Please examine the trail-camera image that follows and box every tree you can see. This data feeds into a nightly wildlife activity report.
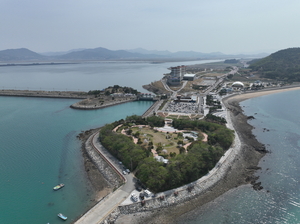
[179,147,185,154]
[177,140,184,145]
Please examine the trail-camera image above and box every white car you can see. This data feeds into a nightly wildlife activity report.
[144,190,152,197]
[122,170,127,175]
[131,193,138,202]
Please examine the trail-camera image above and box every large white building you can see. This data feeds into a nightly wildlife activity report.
[231,81,244,88]
[170,65,186,79]
[167,65,187,86]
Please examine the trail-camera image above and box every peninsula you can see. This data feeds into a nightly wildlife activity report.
[75,53,300,224]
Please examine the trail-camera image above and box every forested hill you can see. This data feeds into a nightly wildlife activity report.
[249,48,300,81]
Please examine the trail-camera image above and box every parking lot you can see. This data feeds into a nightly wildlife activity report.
[121,188,153,205]
[165,101,199,114]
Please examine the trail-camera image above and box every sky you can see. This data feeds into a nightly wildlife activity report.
[1,0,300,54]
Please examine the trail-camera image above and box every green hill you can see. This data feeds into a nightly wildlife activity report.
[249,48,300,81]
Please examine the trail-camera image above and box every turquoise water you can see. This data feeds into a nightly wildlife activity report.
[181,89,300,224]
[0,96,153,224]
[0,59,221,224]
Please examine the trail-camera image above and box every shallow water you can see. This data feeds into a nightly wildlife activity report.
[0,97,153,224]
[181,89,300,224]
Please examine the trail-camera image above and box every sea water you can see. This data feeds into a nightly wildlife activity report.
[0,59,220,93]
[181,89,300,224]
[0,60,222,224]
[0,96,153,224]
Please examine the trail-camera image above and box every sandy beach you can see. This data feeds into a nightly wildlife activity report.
[112,86,300,224]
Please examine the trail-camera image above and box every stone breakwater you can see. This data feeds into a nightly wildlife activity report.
[70,97,136,110]
[83,132,124,190]
[0,89,87,99]
[101,110,242,224]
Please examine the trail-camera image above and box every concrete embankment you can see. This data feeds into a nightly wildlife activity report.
[70,98,136,110]
[84,131,124,188]
[75,131,134,224]
[0,89,87,99]
[141,100,162,118]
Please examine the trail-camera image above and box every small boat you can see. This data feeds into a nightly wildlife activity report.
[53,183,65,191]
[58,213,67,220]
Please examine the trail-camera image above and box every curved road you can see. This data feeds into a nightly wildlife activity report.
[75,132,136,224]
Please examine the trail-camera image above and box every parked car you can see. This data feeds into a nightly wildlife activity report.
[144,190,152,197]
[136,186,142,192]
[122,170,127,175]
[131,193,138,202]
[139,192,145,200]
[126,169,130,173]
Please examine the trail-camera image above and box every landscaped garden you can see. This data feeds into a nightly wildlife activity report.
[99,114,234,192]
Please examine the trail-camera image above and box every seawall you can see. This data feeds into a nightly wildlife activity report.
[70,98,136,110]
[0,89,87,99]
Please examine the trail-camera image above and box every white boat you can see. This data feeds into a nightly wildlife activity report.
[53,183,65,191]
[57,213,67,220]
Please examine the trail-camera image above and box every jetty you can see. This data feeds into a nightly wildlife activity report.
[0,89,87,99]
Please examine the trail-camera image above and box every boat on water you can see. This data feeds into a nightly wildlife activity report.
[53,183,64,191]
[57,213,67,220]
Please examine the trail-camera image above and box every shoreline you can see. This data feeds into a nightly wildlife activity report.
[110,86,300,224]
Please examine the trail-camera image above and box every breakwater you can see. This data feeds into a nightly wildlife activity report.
[0,89,87,99]
[70,98,136,110]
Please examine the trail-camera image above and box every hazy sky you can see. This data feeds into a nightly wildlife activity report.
[1,0,300,54]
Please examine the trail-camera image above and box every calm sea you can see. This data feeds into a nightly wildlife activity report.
[0,97,153,224]
[181,89,300,224]
[0,60,219,224]
[0,60,220,92]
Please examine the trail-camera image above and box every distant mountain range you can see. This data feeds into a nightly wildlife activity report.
[0,47,269,62]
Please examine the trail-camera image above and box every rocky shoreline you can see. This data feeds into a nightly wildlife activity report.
[107,93,267,224]
[78,86,300,224]
[77,129,122,205]
[71,97,136,110]
[76,94,266,224]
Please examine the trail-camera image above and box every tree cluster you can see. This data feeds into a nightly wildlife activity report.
[172,118,234,150]
[136,138,228,192]
[99,116,234,193]
[205,113,227,125]
[249,48,300,81]
[125,114,165,127]
[99,123,149,171]
[87,85,139,96]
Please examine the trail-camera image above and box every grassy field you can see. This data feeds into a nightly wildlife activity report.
[130,126,186,155]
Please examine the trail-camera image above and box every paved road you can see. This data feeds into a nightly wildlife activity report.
[75,132,136,224]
